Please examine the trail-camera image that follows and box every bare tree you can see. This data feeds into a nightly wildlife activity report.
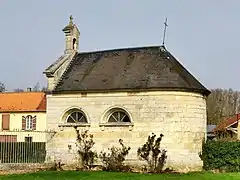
[13,88,24,92]
[207,88,240,125]
[32,82,41,92]
[41,86,48,92]
[0,82,6,92]
[31,83,47,92]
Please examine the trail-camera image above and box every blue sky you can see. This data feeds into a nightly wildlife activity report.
[0,1,239,91]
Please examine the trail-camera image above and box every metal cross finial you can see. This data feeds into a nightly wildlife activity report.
[69,15,73,25]
[162,17,168,46]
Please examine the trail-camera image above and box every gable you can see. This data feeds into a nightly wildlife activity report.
[53,46,210,95]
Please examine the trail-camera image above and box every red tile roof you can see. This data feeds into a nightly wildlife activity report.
[214,113,240,132]
[0,92,46,112]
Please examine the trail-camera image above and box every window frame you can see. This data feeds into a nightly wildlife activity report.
[59,108,90,128]
[99,107,134,128]
[108,110,131,123]
[25,115,33,130]
[66,111,88,124]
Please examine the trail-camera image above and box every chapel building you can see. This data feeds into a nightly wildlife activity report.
[43,16,210,172]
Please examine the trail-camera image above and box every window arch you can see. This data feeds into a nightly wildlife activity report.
[107,108,131,123]
[66,109,87,124]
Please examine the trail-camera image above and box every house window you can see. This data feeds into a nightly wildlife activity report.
[67,111,87,123]
[26,116,33,130]
[25,137,32,143]
[108,109,131,123]
[2,114,10,130]
[22,115,36,130]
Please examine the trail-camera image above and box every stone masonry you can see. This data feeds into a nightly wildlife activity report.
[46,91,207,172]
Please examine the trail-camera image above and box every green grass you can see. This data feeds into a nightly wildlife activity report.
[0,171,240,180]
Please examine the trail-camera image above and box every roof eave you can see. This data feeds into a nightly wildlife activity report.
[0,110,46,113]
[51,87,210,96]
[43,71,54,77]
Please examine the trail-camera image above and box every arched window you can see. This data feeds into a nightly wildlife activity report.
[108,109,131,123]
[66,110,87,123]
[73,38,76,50]
[23,115,36,130]
[26,115,33,130]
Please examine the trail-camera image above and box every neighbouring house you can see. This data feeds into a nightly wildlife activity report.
[214,114,240,140]
[207,125,216,140]
[43,16,211,172]
[0,92,47,142]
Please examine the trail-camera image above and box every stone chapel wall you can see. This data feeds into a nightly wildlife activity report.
[46,91,207,172]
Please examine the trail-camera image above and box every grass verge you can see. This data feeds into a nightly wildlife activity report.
[0,171,240,180]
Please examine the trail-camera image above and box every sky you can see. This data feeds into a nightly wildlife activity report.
[0,0,239,91]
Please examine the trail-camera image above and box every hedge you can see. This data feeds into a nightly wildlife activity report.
[200,140,240,172]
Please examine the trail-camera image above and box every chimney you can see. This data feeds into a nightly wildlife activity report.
[27,87,32,92]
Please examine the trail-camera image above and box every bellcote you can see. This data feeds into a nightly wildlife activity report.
[62,15,80,54]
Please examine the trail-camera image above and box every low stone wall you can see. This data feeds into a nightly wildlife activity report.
[0,163,52,171]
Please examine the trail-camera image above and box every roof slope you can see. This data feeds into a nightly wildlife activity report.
[0,92,46,112]
[214,114,240,132]
[54,46,210,95]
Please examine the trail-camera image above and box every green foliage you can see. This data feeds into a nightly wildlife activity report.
[137,133,167,173]
[99,139,131,172]
[74,127,98,169]
[200,140,240,172]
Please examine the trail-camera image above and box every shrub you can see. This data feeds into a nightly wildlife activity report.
[74,127,98,169]
[99,139,131,172]
[49,160,63,171]
[199,140,240,172]
[137,133,167,173]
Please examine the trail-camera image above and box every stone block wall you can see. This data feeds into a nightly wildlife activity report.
[46,91,207,172]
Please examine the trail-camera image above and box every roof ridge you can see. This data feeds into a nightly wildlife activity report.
[78,45,161,55]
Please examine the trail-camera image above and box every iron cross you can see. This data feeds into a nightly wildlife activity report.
[162,17,168,46]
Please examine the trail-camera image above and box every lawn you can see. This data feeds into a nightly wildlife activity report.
[0,171,240,180]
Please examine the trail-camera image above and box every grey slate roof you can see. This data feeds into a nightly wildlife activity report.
[53,45,210,95]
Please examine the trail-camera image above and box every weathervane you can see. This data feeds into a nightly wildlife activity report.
[162,17,168,46]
